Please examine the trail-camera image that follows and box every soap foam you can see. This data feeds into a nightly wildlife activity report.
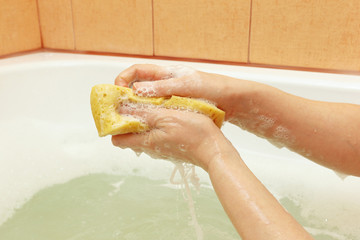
[134,86,157,97]
[271,125,295,148]
[273,125,290,141]
[0,117,199,226]
[108,180,125,196]
[257,115,275,131]
[117,94,221,131]
[2,117,360,239]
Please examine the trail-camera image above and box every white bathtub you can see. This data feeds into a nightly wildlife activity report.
[0,52,360,239]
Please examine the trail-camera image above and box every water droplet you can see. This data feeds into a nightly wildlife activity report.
[179,144,187,152]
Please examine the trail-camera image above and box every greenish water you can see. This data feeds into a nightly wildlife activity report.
[0,173,352,240]
[0,174,239,240]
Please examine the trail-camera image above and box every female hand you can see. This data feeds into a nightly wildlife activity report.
[114,64,248,120]
[111,105,232,171]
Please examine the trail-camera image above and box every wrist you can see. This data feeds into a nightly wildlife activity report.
[197,133,242,172]
[215,77,259,121]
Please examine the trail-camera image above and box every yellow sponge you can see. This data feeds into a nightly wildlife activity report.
[90,84,225,137]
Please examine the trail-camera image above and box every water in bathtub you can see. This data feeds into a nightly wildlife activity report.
[0,164,358,239]
[0,173,240,240]
[0,117,359,240]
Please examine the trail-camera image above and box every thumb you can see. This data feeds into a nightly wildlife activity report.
[133,78,189,98]
[111,133,148,149]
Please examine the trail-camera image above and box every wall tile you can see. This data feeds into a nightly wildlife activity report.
[37,0,74,50]
[0,0,41,56]
[153,0,251,62]
[250,0,360,71]
[71,0,153,55]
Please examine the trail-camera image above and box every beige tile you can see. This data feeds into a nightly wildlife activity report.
[0,0,41,56]
[37,0,74,50]
[153,0,251,62]
[250,0,360,71]
[71,0,153,55]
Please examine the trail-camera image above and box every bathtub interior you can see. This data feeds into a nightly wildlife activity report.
[0,53,360,239]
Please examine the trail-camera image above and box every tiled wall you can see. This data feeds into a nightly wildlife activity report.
[250,0,360,71]
[1,0,360,72]
[0,0,41,55]
[37,0,74,50]
[153,0,251,62]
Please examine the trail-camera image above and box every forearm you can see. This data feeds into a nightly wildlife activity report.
[206,140,313,240]
[115,65,360,175]
[228,80,360,176]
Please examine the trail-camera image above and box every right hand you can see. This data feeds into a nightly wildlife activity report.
[114,64,244,119]
[111,105,233,171]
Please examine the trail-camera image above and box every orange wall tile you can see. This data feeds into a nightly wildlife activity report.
[37,0,74,50]
[71,0,153,55]
[250,0,360,71]
[0,0,41,56]
[1,0,359,73]
[153,0,251,62]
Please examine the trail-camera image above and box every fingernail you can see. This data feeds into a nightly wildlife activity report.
[133,82,140,90]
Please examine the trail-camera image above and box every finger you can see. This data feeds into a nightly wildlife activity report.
[118,103,164,128]
[133,78,195,98]
[115,64,171,87]
[111,133,148,149]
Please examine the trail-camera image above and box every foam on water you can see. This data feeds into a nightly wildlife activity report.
[0,117,359,240]
[0,174,238,240]
[108,180,124,196]
[251,158,360,240]
[0,117,209,226]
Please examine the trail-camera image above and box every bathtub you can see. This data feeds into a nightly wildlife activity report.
[0,52,359,240]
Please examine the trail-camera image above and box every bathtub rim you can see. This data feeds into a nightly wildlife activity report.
[1,52,360,91]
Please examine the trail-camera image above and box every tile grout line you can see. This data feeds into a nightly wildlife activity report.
[70,0,77,50]
[35,0,44,48]
[247,0,253,64]
[151,0,155,56]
